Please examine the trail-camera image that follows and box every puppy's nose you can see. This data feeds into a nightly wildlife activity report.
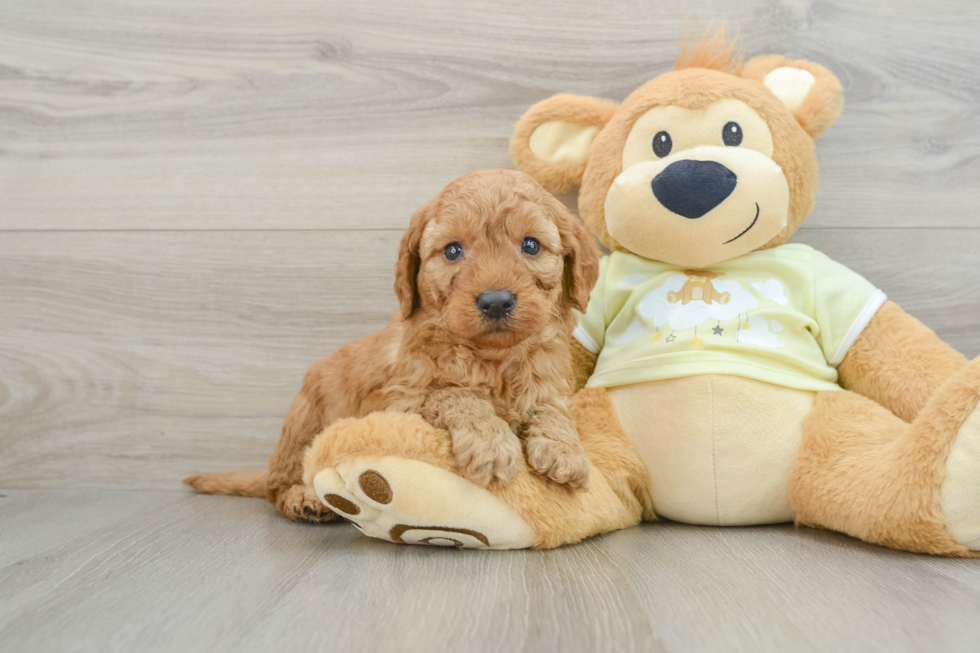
[651,159,737,219]
[477,289,516,320]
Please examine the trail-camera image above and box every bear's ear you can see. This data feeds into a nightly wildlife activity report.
[742,55,844,139]
[510,94,619,194]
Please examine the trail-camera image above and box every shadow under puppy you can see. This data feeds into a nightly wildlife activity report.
[185,169,600,522]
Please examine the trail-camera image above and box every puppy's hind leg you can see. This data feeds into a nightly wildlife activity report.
[267,363,343,524]
[272,483,338,524]
[183,466,335,523]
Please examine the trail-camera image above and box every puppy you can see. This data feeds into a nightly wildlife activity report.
[185,169,600,522]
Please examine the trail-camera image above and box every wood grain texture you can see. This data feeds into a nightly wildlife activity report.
[2,1,980,650]
[2,490,980,653]
[1,230,978,489]
[0,0,978,230]
[0,231,401,488]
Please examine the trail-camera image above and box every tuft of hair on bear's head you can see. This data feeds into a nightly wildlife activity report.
[674,24,744,75]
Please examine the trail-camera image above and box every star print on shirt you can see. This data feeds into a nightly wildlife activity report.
[651,333,662,342]
[712,325,724,336]
[665,334,676,343]
[691,337,704,350]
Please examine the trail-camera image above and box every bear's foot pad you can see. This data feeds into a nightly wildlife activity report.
[312,456,534,550]
[942,408,980,550]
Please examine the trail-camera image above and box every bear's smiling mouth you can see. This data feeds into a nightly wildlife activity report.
[723,203,760,245]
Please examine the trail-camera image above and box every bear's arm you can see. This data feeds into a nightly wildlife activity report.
[837,300,968,422]
[571,339,599,392]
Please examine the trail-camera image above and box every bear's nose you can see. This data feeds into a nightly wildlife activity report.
[651,159,737,219]
[477,289,516,320]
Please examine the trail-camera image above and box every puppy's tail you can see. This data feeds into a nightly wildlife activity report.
[183,470,268,498]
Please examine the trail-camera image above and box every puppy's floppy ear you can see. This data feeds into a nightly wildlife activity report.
[510,94,619,194]
[542,195,600,313]
[394,198,436,319]
[742,55,843,139]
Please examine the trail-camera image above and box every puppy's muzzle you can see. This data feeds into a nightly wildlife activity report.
[477,289,516,320]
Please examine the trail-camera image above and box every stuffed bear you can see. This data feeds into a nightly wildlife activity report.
[303,32,980,555]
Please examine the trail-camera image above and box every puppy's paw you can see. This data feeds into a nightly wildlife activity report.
[524,435,591,489]
[274,483,339,524]
[450,419,522,488]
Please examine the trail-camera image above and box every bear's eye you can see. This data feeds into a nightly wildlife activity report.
[652,131,672,158]
[444,242,464,261]
[521,237,541,256]
[723,121,743,146]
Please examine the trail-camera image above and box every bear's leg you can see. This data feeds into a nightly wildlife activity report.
[512,387,655,548]
[302,388,651,549]
[792,357,980,556]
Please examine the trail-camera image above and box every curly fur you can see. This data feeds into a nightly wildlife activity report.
[185,169,600,521]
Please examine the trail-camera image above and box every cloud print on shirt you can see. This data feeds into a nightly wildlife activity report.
[752,279,789,305]
[637,275,758,331]
[738,316,786,349]
[616,319,645,344]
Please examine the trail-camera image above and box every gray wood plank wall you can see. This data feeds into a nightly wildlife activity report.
[2,0,979,489]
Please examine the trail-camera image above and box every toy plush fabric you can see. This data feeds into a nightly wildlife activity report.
[304,32,980,554]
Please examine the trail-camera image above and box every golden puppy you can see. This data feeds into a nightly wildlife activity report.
[185,169,600,522]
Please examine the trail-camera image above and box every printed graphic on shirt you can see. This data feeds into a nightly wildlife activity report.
[666,270,731,306]
[617,319,645,345]
[751,279,788,305]
[634,270,785,350]
[737,315,786,349]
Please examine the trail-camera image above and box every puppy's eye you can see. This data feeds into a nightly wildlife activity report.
[444,242,463,261]
[521,237,541,256]
[652,131,672,158]
[723,121,743,146]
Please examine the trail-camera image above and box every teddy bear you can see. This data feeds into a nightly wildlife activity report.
[302,32,980,555]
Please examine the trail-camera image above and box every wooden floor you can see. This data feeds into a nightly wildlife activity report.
[2,0,980,651]
[4,490,980,653]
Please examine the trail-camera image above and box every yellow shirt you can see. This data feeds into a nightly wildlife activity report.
[575,244,886,392]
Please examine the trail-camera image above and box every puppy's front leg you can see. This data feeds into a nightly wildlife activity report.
[523,402,590,489]
[421,390,522,487]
